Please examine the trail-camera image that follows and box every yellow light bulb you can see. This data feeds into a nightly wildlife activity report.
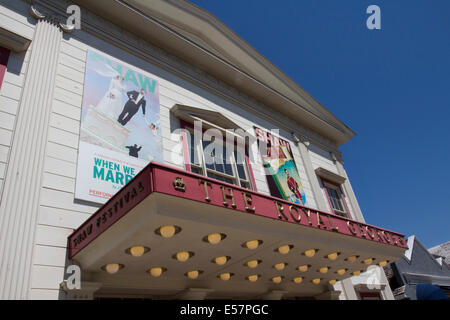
[246,240,259,250]
[272,276,282,284]
[278,245,290,255]
[379,261,388,267]
[215,256,227,265]
[319,267,329,274]
[247,260,259,268]
[248,275,258,282]
[329,279,337,285]
[346,256,357,262]
[274,263,285,271]
[220,273,231,281]
[187,270,199,279]
[363,258,373,265]
[298,265,308,272]
[208,233,222,245]
[130,246,145,257]
[327,252,338,261]
[150,267,163,277]
[160,225,175,238]
[304,249,316,258]
[312,278,321,285]
[337,268,346,275]
[105,263,120,274]
[353,270,361,276]
[176,251,190,262]
[293,277,303,284]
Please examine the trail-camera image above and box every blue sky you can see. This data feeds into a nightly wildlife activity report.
[190,0,450,248]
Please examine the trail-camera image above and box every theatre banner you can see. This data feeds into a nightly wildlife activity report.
[75,49,163,204]
[254,127,307,205]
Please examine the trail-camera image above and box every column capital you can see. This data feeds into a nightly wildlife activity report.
[29,3,75,33]
[292,132,310,147]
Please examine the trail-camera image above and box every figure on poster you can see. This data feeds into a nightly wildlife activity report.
[117,89,147,126]
[284,168,304,205]
[126,144,142,158]
[95,75,126,119]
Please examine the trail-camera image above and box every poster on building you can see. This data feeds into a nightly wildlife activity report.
[75,49,163,204]
[254,127,307,205]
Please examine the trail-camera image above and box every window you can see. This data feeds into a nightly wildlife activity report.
[182,125,254,190]
[322,180,350,218]
[0,46,11,90]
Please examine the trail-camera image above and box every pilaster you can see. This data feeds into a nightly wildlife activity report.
[292,133,329,212]
[0,4,69,299]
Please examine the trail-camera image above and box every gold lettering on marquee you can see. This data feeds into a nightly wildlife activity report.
[289,205,302,222]
[365,226,377,240]
[327,216,339,232]
[242,192,255,212]
[381,231,393,244]
[347,221,358,236]
[199,179,212,202]
[274,201,288,220]
[317,213,329,230]
[305,209,313,226]
[220,186,236,208]
[358,224,371,240]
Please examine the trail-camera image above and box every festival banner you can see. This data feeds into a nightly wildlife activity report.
[254,127,307,205]
[75,49,163,204]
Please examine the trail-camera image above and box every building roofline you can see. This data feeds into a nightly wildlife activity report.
[73,0,356,145]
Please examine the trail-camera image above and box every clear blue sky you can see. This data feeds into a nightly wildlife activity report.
[189,0,450,248]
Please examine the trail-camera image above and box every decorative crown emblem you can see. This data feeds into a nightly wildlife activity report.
[173,177,186,192]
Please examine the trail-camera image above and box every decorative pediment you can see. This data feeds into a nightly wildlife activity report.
[171,104,243,131]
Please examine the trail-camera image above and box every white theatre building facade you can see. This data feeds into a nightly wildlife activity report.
[0,0,407,300]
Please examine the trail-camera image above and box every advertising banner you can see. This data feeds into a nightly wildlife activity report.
[75,49,163,204]
[254,127,307,205]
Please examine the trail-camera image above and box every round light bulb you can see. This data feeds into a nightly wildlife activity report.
[248,275,259,282]
[327,252,338,261]
[130,246,145,257]
[319,267,329,274]
[353,270,361,276]
[363,258,373,265]
[298,265,309,272]
[150,267,163,277]
[379,261,388,267]
[274,263,285,271]
[215,256,227,265]
[278,245,290,255]
[293,277,303,284]
[246,240,259,250]
[346,256,357,262]
[337,268,346,275]
[187,270,199,279]
[208,233,222,245]
[176,251,190,262]
[272,276,282,284]
[160,225,175,238]
[220,273,231,281]
[304,249,316,258]
[105,263,120,274]
[329,279,337,285]
[247,260,259,268]
[312,278,321,285]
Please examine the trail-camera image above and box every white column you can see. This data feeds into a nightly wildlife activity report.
[292,133,329,211]
[0,8,63,299]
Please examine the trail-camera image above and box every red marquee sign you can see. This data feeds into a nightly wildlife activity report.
[68,162,408,258]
